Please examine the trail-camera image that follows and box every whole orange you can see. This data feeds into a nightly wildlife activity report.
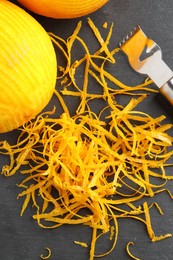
[17,0,109,19]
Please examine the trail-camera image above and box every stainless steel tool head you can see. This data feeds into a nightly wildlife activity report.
[119,26,173,105]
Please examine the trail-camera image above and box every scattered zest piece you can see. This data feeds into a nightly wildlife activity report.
[40,247,52,259]
[143,202,172,242]
[126,242,140,260]
[103,21,108,29]
[74,241,88,248]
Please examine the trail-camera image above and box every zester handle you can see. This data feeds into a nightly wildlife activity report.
[160,77,173,105]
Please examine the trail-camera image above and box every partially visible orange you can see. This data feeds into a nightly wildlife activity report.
[0,1,57,133]
[17,0,109,19]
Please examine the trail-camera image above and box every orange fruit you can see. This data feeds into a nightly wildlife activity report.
[17,0,109,19]
[0,0,57,133]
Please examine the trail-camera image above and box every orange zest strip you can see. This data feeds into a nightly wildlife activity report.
[74,241,88,248]
[40,247,51,259]
[126,242,140,260]
[143,202,172,242]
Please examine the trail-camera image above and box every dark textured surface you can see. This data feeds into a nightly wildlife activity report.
[0,1,173,259]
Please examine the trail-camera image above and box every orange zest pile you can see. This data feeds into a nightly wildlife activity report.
[1,19,173,259]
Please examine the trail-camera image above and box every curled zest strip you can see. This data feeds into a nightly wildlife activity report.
[126,242,140,260]
[40,247,51,259]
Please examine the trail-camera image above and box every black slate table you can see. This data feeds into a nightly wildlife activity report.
[0,1,173,259]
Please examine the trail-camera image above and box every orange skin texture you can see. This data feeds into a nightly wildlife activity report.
[0,1,57,133]
[17,0,109,19]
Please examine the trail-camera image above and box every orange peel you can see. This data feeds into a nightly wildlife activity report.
[17,0,109,19]
[0,0,57,133]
